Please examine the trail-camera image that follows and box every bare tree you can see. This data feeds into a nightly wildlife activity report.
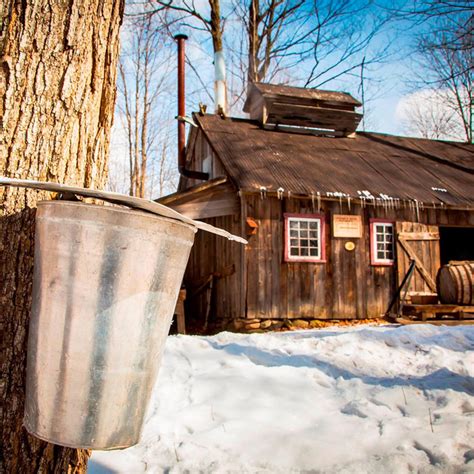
[220,0,391,114]
[400,90,462,139]
[116,14,175,197]
[149,130,179,197]
[234,0,388,88]
[130,0,389,116]
[390,0,473,142]
[388,0,473,53]
[143,0,228,111]
[151,0,224,53]
[415,25,473,142]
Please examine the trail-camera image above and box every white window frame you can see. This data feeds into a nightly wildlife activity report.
[370,219,395,266]
[284,213,325,263]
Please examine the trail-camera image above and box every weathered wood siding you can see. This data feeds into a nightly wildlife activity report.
[242,195,379,319]
[161,181,239,219]
[184,213,244,331]
[239,194,474,321]
[179,127,474,327]
[179,127,227,191]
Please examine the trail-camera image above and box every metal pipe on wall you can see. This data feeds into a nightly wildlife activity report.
[174,34,208,181]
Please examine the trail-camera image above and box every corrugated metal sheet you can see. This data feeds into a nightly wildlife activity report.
[195,114,474,208]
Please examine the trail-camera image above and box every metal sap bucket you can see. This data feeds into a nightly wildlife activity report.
[24,201,196,450]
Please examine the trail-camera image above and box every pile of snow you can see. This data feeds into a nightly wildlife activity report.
[90,324,474,473]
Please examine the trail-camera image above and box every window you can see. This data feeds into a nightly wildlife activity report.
[370,220,394,265]
[284,214,325,262]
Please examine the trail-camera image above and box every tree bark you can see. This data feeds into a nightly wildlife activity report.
[0,1,123,472]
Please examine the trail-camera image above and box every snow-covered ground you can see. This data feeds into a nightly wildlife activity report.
[90,324,474,473]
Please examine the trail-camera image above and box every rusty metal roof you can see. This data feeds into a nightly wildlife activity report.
[194,114,474,208]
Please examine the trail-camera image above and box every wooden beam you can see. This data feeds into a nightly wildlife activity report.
[176,289,186,334]
[403,304,474,313]
[398,232,440,240]
[157,177,228,205]
[266,101,363,132]
[170,197,239,219]
[390,317,474,326]
[397,237,437,292]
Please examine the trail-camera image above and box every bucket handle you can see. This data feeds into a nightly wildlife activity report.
[0,177,247,244]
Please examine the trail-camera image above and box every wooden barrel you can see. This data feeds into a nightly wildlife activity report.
[437,261,474,305]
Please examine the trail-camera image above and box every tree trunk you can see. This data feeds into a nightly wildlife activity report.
[0,1,124,472]
[248,0,259,86]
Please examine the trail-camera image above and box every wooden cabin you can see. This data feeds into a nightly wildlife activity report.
[159,83,474,333]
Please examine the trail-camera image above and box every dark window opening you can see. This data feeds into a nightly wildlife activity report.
[439,226,474,265]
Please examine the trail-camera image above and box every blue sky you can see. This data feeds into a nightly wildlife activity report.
[172,0,429,136]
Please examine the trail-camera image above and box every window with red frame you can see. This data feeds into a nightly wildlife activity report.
[284,214,325,262]
[370,220,394,265]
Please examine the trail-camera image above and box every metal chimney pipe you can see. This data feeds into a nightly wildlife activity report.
[174,34,208,181]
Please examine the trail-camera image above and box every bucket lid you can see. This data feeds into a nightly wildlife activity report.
[0,177,247,244]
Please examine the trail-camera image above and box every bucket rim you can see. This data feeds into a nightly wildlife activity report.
[0,177,247,244]
[36,200,197,232]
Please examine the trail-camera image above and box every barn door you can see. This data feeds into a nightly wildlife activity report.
[396,222,440,300]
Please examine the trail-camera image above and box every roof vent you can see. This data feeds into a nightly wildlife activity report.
[243,82,362,137]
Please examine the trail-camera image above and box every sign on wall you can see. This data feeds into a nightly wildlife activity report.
[332,215,362,238]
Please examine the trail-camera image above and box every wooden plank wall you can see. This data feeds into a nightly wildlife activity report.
[242,194,474,320]
[184,213,244,331]
[180,128,227,190]
[243,195,369,319]
[164,182,239,220]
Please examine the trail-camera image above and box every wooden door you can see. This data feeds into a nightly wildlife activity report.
[396,222,440,298]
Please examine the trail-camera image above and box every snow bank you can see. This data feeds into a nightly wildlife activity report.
[90,324,474,473]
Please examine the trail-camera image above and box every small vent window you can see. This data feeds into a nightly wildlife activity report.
[284,214,325,262]
[370,220,394,265]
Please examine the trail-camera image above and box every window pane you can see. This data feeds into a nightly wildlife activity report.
[373,222,394,263]
[287,217,322,260]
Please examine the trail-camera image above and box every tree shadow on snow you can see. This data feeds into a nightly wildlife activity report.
[87,459,118,474]
[207,341,474,396]
[354,325,474,353]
